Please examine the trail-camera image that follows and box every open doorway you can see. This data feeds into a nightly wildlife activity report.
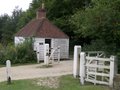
[45,39,51,48]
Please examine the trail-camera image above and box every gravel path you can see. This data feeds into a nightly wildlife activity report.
[0,60,73,82]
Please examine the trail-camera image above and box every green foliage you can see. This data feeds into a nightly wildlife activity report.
[83,39,106,51]
[117,52,120,73]
[83,39,116,55]
[71,0,120,52]
[0,7,23,45]
[71,0,120,72]
[0,40,36,64]
[15,40,36,64]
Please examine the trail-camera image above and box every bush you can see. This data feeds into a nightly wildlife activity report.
[0,40,37,64]
[15,40,37,63]
[0,43,6,64]
[83,39,116,56]
[117,52,120,73]
[83,39,120,73]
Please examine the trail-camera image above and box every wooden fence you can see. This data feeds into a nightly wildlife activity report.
[73,45,118,87]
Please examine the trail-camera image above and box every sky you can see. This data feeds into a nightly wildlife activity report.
[0,0,32,15]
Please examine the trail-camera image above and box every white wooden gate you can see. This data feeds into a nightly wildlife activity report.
[73,46,117,87]
[80,52,117,87]
[44,44,60,65]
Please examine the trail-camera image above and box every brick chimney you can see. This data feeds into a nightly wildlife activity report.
[36,3,46,19]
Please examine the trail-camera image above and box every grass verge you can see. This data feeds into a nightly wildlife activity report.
[0,75,110,90]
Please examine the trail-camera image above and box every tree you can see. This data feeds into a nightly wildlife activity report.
[0,14,10,44]
[0,7,23,45]
[71,0,120,53]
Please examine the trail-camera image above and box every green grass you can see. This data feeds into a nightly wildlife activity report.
[0,75,110,90]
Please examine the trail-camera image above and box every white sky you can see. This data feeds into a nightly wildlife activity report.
[0,0,32,15]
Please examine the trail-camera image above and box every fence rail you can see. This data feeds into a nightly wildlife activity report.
[73,46,117,87]
[86,57,110,61]
[85,64,110,69]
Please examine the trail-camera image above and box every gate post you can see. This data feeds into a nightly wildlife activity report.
[109,56,116,87]
[73,45,81,78]
[36,44,40,63]
[6,60,11,84]
[80,52,86,85]
[44,44,49,65]
[58,46,60,63]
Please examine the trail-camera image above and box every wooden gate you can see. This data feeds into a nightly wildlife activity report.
[79,52,117,87]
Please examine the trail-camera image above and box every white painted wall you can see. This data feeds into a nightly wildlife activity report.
[52,39,69,59]
[14,37,69,61]
[33,38,45,50]
[14,36,25,45]
[33,38,45,61]
[34,38,69,60]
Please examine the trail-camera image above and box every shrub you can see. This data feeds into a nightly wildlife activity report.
[83,39,116,56]
[0,43,6,64]
[117,52,120,73]
[83,39,120,73]
[15,40,37,64]
[0,40,37,64]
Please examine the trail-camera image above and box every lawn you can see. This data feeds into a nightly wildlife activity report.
[0,75,110,90]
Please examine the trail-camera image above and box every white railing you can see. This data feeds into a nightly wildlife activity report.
[86,51,105,57]
[86,51,106,72]
[49,46,60,64]
[73,46,117,87]
[36,44,60,65]
[80,53,117,87]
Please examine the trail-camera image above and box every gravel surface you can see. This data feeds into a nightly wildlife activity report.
[34,77,60,88]
[0,60,73,82]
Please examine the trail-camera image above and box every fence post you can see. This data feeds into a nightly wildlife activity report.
[109,55,116,87]
[58,46,60,63]
[44,44,49,65]
[50,48,54,64]
[80,52,86,85]
[73,45,81,78]
[36,44,40,63]
[6,60,11,84]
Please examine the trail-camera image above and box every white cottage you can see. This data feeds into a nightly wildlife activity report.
[14,4,69,62]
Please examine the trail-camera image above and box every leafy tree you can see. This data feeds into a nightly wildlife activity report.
[0,7,23,45]
[0,14,10,44]
[71,0,120,53]
[71,0,120,73]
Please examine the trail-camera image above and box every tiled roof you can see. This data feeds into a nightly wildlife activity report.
[15,18,69,39]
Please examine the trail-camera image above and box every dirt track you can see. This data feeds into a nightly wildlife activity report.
[0,60,73,82]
